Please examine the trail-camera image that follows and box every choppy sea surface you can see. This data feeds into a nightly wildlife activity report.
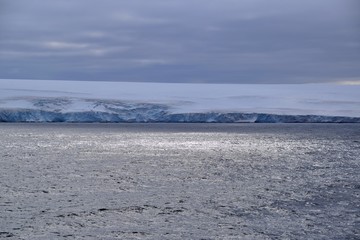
[0,123,359,240]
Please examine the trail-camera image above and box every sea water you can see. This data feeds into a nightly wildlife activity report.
[0,123,359,239]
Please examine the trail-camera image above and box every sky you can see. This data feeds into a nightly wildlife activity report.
[0,0,359,84]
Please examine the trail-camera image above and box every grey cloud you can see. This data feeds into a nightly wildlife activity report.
[0,0,359,83]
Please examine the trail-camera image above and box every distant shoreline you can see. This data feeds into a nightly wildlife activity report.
[1,80,359,121]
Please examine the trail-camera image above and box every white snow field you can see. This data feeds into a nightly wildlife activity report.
[0,79,359,122]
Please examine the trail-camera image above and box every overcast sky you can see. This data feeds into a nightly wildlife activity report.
[0,0,359,83]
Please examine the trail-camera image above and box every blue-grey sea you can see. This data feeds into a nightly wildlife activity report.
[0,123,359,239]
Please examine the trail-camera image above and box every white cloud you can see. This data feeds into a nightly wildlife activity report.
[337,79,360,85]
[43,41,89,50]
[82,31,107,38]
[110,12,168,25]
[131,59,173,66]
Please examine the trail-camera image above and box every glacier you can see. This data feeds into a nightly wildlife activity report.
[0,79,359,123]
[0,99,359,123]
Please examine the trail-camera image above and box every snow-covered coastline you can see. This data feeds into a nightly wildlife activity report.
[1,79,359,123]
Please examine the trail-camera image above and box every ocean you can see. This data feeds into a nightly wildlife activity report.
[1,123,359,239]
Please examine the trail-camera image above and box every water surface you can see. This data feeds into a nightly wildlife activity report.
[0,123,359,239]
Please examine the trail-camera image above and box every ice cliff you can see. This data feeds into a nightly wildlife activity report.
[0,98,359,123]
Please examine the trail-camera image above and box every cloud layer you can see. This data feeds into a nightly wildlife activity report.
[1,0,359,83]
